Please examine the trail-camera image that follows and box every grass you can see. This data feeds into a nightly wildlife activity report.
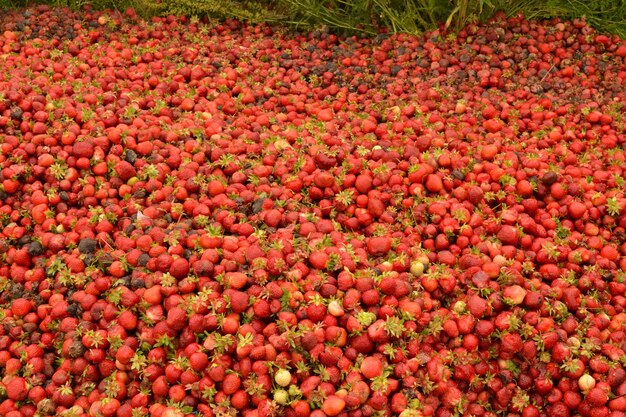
[1,0,626,37]
[500,0,626,38]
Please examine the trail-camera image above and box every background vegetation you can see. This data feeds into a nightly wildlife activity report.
[2,0,626,37]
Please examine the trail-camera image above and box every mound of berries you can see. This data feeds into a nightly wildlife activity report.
[1,5,626,417]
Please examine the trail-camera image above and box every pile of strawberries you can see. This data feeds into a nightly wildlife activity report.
[1,5,626,417]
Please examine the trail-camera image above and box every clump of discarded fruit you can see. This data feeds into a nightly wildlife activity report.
[1,5,626,417]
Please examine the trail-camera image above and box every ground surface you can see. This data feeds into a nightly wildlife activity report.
[1,5,626,417]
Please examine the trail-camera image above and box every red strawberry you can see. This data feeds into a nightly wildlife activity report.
[118,310,138,330]
[5,376,28,401]
[552,342,571,363]
[502,285,527,305]
[322,395,345,416]
[119,287,141,308]
[166,307,187,331]
[162,407,184,417]
[607,367,626,387]
[497,225,519,245]
[32,203,49,225]
[586,387,609,406]
[309,250,329,269]
[355,174,373,193]
[114,160,136,181]
[425,174,443,193]
[319,347,340,367]
[55,384,76,407]
[252,299,271,319]
[475,320,495,338]
[362,289,380,306]
[229,291,249,313]
[442,320,459,338]
[568,201,587,219]
[207,179,226,196]
[367,198,385,218]
[115,344,135,365]
[426,358,449,382]
[367,237,392,256]
[546,403,569,417]
[264,209,282,228]
[224,272,248,290]
[602,344,625,361]
[564,391,582,409]
[398,299,421,319]
[100,398,121,417]
[522,405,540,417]
[73,139,95,158]
[442,385,463,409]
[481,143,499,160]
[468,294,489,318]
[317,108,333,122]
[11,298,32,316]
[245,244,264,262]
[351,333,374,354]
[481,106,497,120]
[467,186,484,204]
[314,171,335,188]
[378,277,397,295]
[367,320,390,343]
[222,373,241,395]
[300,376,321,398]
[169,257,189,279]
[484,119,502,133]
[351,380,371,404]
[589,406,609,417]
[360,356,383,379]
[459,253,482,270]
[500,332,523,353]
[325,326,348,347]
[609,396,626,411]
[305,301,327,322]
